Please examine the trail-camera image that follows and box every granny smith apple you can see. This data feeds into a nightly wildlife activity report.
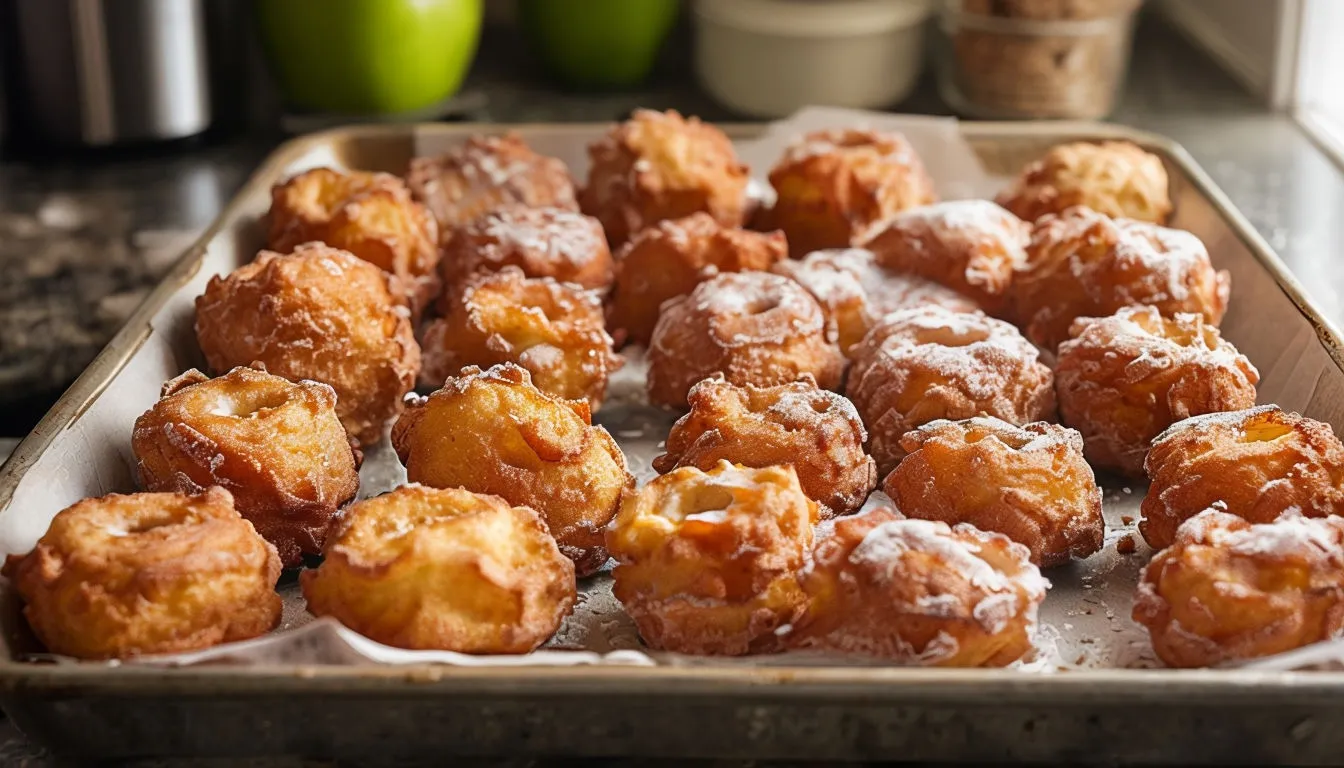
[519,0,679,89]
[255,0,483,114]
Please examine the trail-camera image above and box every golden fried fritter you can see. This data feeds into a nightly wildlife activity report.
[1056,306,1259,476]
[1140,406,1344,550]
[438,205,613,294]
[846,305,1056,475]
[1013,206,1230,349]
[579,109,750,248]
[302,485,576,653]
[788,508,1048,666]
[772,247,980,357]
[2,488,281,659]
[885,417,1103,567]
[647,272,845,409]
[420,267,621,408]
[654,377,876,517]
[393,363,633,576]
[1134,509,1344,668]
[997,140,1171,224]
[763,128,937,257]
[860,200,1030,317]
[407,133,579,232]
[607,213,788,347]
[194,244,421,446]
[132,367,360,567]
[605,462,817,655]
[268,167,440,313]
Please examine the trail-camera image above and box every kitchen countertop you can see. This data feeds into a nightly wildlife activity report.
[1,12,1343,767]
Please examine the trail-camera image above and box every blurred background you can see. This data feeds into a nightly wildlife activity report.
[0,0,1340,438]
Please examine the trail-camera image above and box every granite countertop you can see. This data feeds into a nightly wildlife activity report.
[2,11,1344,767]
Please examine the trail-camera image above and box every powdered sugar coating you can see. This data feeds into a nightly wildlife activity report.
[647,272,845,408]
[1012,206,1230,349]
[1133,509,1344,668]
[860,200,1029,315]
[407,133,579,231]
[852,519,1013,596]
[1056,305,1259,476]
[772,248,979,356]
[788,509,1048,666]
[846,305,1056,474]
[440,205,614,293]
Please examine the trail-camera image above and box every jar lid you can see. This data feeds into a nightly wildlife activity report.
[693,0,934,38]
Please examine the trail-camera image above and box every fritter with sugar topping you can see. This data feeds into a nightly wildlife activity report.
[654,376,876,517]
[407,133,579,231]
[194,244,421,445]
[420,267,621,408]
[606,462,817,655]
[393,363,633,577]
[132,366,360,567]
[1012,206,1229,349]
[1134,509,1344,668]
[438,204,614,294]
[1140,406,1344,549]
[762,128,937,257]
[846,305,1056,475]
[885,417,1103,567]
[997,140,1172,224]
[579,109,750,248]
[1056,305,1259,476]
[860,200,1030,317]
[607,213,788,347]
[788,508,1048,666]
[772,247,979,358]
[646,272,845,409]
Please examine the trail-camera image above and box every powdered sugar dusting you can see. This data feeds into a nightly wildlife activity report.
[851,519,1011,594]
[1188,509,1344,560]
[477,207,606,269]
[778,128,916,168]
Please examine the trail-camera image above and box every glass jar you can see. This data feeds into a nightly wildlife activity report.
[936,0,1141,119]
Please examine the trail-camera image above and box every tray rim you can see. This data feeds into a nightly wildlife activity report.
[3,119,1344,697]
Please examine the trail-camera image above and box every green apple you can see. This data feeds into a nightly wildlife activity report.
[519,0,679,89]
[255,0,483,114]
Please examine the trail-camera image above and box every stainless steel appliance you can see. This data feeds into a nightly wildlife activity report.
[7,0,212,146]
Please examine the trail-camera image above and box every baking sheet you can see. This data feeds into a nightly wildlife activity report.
[1,108,1340,673]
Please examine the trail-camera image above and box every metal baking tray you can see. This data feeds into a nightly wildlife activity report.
[3,120,1344,765]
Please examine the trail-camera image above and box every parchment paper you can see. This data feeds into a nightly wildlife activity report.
[3,107,1340,671]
